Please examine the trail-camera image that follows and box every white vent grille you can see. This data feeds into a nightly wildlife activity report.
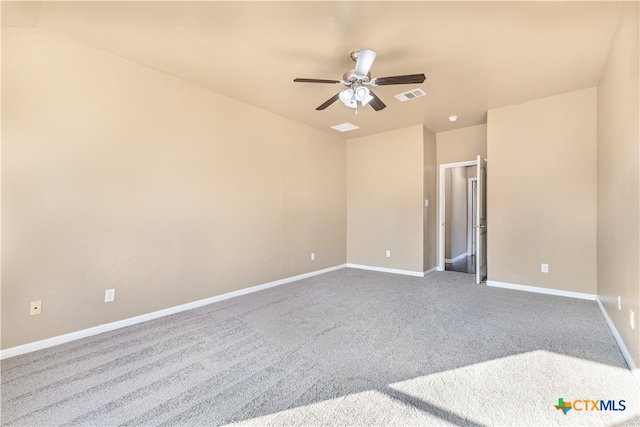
[331,122,360,132]
[394,88,426,102]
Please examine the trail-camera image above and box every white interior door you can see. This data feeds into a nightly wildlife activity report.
[475,156,487,283]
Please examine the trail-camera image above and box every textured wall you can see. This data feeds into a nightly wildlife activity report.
[2,28,347,349]
[436,124,487,166]
[347,126,424,273]
[596,2,640,367]
[487,88,597,294]
[423,128,437,272]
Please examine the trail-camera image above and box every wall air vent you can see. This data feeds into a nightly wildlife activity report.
[394,88,426,102]
[331,122,360,132]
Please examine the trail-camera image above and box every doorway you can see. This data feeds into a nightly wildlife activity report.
[438,157,487,283]
[442,165,476,274]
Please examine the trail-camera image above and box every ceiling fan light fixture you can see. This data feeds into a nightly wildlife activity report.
[344,99,357,108]
[339,89,357,108]
[360,96,373,107]
[355,86,373,106]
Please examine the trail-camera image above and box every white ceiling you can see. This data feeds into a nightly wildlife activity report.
[2,1,626,138]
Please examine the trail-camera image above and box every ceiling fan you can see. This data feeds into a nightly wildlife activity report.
[294,49,426,112]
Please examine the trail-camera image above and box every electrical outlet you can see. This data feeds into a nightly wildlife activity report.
[105,289,115,302]
[631,310,636,330]
[30,300,42,316]
[386,250,391,258]
[617,295,622,311]
[541,263,549,273]
[311,253,315,261]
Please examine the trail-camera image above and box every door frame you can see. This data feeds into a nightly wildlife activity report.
[438,160,477,271]
[467,177,478,256]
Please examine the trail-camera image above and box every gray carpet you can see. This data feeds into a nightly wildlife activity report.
[1,269,639,426]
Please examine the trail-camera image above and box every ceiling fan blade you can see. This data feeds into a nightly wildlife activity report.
[368,90,386,111]
[294,78,342,84]
[316,93,341,110]
[354,49,377,77]
[372,74,426,86]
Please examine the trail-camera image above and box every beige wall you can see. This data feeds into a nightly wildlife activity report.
[436,124,487,166]
[4,12,637,368]
[347,126,424,273]
[423,127,437,272]
[487,88,597,294]
[596,2,639,367]
[1,28,347,349]
[467,166,477,179]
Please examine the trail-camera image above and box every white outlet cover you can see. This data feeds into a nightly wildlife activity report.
[386,250,391,258]
[105,289,115,302]
[541,264,549,273]
[631,310,636,330]
[30,300,42,315]
[618,295,622,310]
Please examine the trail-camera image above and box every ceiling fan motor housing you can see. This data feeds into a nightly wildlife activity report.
[343,70,371,85]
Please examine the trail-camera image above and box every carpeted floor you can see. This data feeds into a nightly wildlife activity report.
[1,269,639,426]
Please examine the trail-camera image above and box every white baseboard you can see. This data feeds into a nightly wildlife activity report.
[486,280,596,300]
[423,267,438,276]
[486,280,638,386]
[0,264,347,360]
[445,252,468,264]
[595,297,640,387]
[345,263,425,277]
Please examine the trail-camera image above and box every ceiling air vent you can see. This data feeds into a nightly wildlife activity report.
[331,122,360,132]
[394,88,426,102]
